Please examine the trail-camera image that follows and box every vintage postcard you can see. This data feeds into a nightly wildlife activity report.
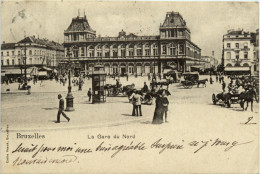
[1,1,259,173]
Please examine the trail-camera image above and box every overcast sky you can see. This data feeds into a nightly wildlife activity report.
[1,1,259,61]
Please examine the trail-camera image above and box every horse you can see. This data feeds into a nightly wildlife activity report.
[240,87,258,112]
[197,79,208,88]
[122,83,135,94]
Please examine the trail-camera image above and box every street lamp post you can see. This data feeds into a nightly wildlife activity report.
[65,47,76,111]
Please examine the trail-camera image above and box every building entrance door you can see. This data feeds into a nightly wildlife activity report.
[121,67,126,76]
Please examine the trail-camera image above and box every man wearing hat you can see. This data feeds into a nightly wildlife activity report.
[57,94,70,123]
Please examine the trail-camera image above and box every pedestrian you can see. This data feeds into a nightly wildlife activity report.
[210,76,213,84]
[216,75,218,82]
[130,91,143,116]
[152,94,164,124]
[126,74,129,81]
[161,90,169,122]
[222,81,226,92]
[142,82,149,93]
[56,94,70,123]
[135,91,143,116]
[148,73,151,81]
[87,88,92,102]
[129,90,136,116]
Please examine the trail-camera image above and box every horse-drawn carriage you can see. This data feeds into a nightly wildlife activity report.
[179,72,208,88]
[180,72,199,88]
[105,83,135,96]
[212,91,242,108]
[212,86,258,111]
[150,81,170,90]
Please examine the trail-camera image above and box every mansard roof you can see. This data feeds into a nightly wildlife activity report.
[65,16,95,33]
[161,11,187,28]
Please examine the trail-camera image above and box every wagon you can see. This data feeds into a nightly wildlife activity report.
[180,72,199,88]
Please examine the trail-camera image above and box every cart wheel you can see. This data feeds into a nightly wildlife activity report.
[187,81,193,88]
[226,98,231,108]
[212,94,217,105]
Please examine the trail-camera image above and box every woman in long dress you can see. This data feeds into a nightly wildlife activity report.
[152,92,164,124]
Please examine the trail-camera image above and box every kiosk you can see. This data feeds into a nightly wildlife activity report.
[92,65,106,103]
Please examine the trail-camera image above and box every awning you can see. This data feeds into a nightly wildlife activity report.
[39,67,53,71]
[191,65,204,69]
[4,68,33,75]
[224,67,250,72]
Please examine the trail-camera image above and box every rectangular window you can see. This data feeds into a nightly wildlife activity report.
[35,50,37,55]
[89,51,94,57]
[7,59,9,65]
[113,51,118,57]
[129,51,134,57]
[97,52,102,57]
[18,59,20,65]
[236,52,239,59]
[179,45,184,54]
[7,51,9,56]
[145,50,150,56]
[235,43,239,48]
[153,49,158,56]
[137,49,142,56]
[170,48,176,56]
[227,52,231,59]
[105,52,110,58]
[244,52,248,59]
[18,51,20,56]
[1,60,3,65]
[244,43,248,49]
[29,50,32,55]
[12,59,14,65]
[81,47,85,56]
[227,43,230,48]
[12,51,14,56]
[162,45,167,54]
[1,52,3,56]
[121,50,126,57]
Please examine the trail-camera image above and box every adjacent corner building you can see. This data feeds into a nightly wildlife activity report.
[63,11,201,76]
[222,29,259,75]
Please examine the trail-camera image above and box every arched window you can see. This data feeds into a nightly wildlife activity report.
[113,44,118,49]
[226,63,232,67]
[243,63,249,67]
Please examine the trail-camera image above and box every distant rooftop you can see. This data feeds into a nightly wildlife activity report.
[1,43,16,50]
[17,36,64,51]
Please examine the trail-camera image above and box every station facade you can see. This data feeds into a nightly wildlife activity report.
[63,11,201,76]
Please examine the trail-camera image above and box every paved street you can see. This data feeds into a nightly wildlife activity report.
[1,75,259,173]
[1,75,259,131]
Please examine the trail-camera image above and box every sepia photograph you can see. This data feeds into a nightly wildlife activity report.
[1,1,259,173]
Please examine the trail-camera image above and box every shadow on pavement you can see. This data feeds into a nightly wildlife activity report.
[121,114,133,117]
[42,107,58,110]
[140,121,151,124]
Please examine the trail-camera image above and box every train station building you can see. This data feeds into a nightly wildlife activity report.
[63,11,201,76]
